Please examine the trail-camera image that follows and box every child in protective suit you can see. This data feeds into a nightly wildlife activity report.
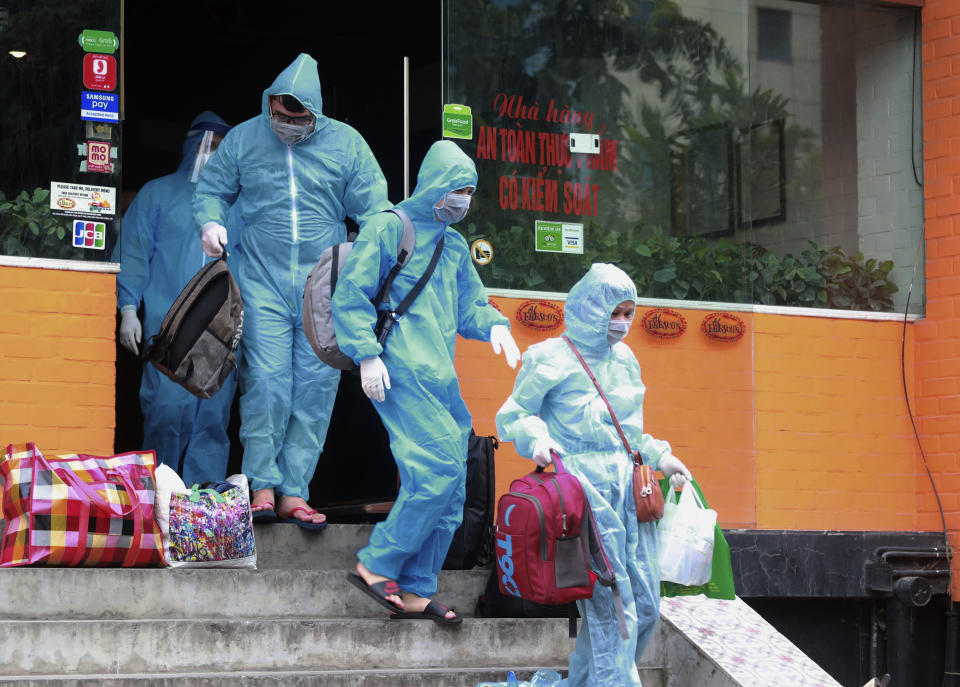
[497,263,692,686]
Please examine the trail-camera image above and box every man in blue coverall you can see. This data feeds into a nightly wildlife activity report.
[193,53,391,529]
[114,110,238,485]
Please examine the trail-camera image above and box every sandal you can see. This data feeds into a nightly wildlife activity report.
[389,599,462,625]
[279,505,327,531]
[347,572,404,612]
[250,500,277,524]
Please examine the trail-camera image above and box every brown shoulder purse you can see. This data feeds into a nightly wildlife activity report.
[562,336,665,523]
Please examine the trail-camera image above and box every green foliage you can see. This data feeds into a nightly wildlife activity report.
[0,188,81,259]
[473,223,897,312]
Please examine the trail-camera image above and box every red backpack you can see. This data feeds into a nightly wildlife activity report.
[495,453,627,638]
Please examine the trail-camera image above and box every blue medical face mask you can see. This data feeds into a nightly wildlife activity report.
[607,319,631,345]
[435,192,472,224]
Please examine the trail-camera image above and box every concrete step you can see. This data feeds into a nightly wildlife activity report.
[0,616,667,678]
[0,666,665,686]
[0,567,489,620]
[252,522,388,570]
[0,617,602,676]
[0,666,627,687]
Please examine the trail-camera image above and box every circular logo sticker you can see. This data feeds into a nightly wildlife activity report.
[471,239,493,266]
[640,308,687,339]
[701,312,746,343]
[515,300,564,331]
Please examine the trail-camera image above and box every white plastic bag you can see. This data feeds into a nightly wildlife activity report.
[657,485,716,586]
[153,464,257,569]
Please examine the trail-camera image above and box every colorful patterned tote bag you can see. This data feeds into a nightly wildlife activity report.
[0,443,164,567]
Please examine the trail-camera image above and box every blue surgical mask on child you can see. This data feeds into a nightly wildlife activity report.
[607,319,631,345]
[435,192,472,224]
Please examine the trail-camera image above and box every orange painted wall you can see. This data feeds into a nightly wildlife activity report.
[459,297,929,535]
[921,0,960,599]
[0,266,116,455]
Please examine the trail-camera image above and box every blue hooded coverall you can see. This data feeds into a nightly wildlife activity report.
[497,263,674,686]
[332,140,508,599]
[192,54,391,500]
[114,111,239,485]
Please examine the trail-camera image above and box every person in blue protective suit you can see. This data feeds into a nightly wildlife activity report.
[193,53,391,529]
[333,140,521,623]
[113,110,239,486]
[496,263,693,687]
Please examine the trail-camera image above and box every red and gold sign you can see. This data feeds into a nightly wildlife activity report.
[515,300,564,331]
[701,312,746,343]
[640,308,687,339]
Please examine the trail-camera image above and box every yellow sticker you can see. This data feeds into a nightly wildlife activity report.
[471,239,493,266]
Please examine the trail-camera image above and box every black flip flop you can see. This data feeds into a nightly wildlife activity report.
[389,599,462,625]
[346,572,404,613]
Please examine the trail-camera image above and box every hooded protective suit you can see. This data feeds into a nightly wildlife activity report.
[332,140,508,599]
[192,54,390,500]
[114,110,238,485]
[496,263,673,686]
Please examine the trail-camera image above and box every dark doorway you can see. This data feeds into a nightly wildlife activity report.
[115,2,442,508]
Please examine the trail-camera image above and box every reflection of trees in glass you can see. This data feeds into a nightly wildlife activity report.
[452,0,836,302]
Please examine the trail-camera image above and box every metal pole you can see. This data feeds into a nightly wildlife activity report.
[403,56,410,199]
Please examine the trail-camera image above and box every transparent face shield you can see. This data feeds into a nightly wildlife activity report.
[189,130,216,183]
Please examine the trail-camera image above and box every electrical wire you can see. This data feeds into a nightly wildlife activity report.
[899,226,953,585]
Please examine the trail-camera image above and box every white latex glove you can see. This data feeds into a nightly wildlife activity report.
[118,309,142,355]
[201,222,228,257]
[490,324,520,369]
[659,454,693,490]
[359,356,391,402]
[532,437,563,468]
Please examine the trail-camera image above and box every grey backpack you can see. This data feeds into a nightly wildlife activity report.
[143,255,243,399]
[303,208,417,370]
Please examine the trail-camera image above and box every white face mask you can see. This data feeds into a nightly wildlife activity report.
[435,192,472,224]
[271,118,312,145]
[607,319,631,345]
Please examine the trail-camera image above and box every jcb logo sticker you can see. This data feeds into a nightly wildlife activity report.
[72,221,105,250]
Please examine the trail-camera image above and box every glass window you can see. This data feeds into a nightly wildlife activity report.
[445,0,924,314]
[0,1,122,264]
[758,8,792,64]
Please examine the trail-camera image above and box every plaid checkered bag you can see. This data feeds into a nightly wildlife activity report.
[0,443,164,567]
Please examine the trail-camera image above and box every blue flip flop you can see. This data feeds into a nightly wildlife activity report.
[279,506,327,531]
[251,501,277,524]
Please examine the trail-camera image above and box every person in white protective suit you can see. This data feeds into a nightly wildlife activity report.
[496,263,693,686]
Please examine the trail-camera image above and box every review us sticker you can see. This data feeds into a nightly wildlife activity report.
[535,220,583,254]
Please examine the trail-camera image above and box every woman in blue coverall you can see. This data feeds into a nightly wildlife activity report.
[114,111,239,485]
[193,54,391,528]
[333,140,520,622]
[496,263,692,686]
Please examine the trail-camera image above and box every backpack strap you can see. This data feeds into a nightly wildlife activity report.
[371,208,416,308]
[371,208,446,346]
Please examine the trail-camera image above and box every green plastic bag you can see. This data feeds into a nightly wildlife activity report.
[658,478,735,600]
